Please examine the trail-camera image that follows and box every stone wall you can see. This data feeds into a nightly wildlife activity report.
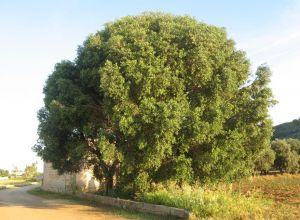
[76,192,190,219]
[42,163,100,193]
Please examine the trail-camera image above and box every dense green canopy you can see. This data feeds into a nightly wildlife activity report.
[271,139,300,173]
[34,13,275,195]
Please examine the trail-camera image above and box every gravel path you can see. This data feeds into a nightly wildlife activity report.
[0,185,128,220]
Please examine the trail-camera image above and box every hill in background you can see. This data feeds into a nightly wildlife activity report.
[273,119,300,140]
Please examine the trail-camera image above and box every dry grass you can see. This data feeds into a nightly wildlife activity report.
[233,174,300,204]
[233,174,300,219]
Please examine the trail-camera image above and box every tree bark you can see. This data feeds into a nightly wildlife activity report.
[105,172,114,196]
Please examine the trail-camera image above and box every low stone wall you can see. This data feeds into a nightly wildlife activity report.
[76,192,190,219]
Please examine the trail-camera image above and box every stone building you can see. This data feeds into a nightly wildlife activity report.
[42,162,100,193]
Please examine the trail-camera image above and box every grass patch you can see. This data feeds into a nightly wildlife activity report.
[29,188,175,220]
[137,183,271,219]
[0,177,35,187]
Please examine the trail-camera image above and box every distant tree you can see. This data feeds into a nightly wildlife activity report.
[272,139,300,173]
[0,169,9,177]
[254,147,275,174]
[286,138,300,155]
[24,163,38,179]
[11,166,19,177]
[34,13,275,195]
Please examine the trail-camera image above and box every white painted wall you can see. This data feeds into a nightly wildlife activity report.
[42,163,100,193]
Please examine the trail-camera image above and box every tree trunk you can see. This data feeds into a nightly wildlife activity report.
[105,173,114,196]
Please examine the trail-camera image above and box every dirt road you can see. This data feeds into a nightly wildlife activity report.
[0,185,128,220]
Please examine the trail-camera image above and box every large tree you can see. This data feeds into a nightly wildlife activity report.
[34,13,275,195]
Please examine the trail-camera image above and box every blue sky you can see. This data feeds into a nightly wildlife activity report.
[1,0,299,171]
